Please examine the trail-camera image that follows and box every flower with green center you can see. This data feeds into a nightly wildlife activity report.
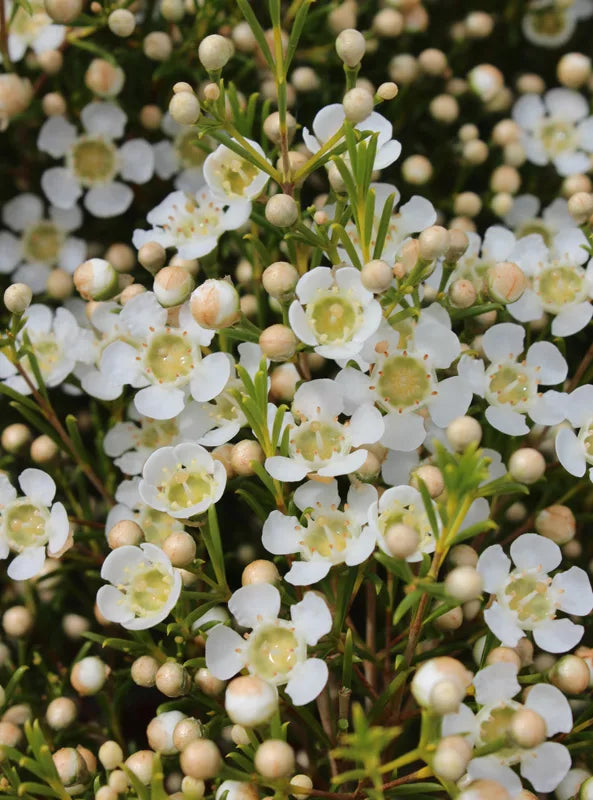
[139,442,227,519]
[204,138,270,201]
[262,479,378,585]
[502,195,574,247]
[0,469,69,581]
[106,477,185,547]
[205,583,332,705]
[97,543,182,630]
[369,484,438,563]
[6,0,65,62]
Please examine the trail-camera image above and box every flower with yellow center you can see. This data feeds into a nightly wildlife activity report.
[6,0,65,62]
[106,477,185,548]
[204,138,271,201]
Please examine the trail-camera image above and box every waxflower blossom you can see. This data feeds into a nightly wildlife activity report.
[106,478,185,547]
[522,0,593,49]
[368,484,439,563]
[132,187,251,259]
[204,138,271,201]
[288,266,382,361]
[555,384,593,480]
[502,194,574,243]
[6,0,65,62]
[0,469,69,580]
[477,533,593,652]
[138,442,227,519]
[38,102,154,218]
[265,378,384,482]
[512,88,593,176]
[458,322,567,436]
[205,583,332,705]
[97,543,182,630]
[0,193,86,293]
[153,113,212,193]
[443,662,572,792]
[262,479,378,585]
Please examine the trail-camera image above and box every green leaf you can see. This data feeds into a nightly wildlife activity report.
[2,666,29,707]
[373,191,397,259]
[236,0,274,69]
[415,479,440,540]
[393,589,422,626]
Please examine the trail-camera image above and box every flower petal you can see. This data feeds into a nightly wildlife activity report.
[510,533,561,572]
[533,618,584,653]
[291,592,331,645]
[7,546,46,580]
[204,624,246,680]
[18,468,55,505]
[285,658,328,706]
[229,583,281,628]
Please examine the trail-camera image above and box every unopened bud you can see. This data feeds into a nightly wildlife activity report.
[342,87,373,123]
[198,34,233,71]
[169,91,201,126]
[510,708,546,748]
[259,324,297,361]
[190,278,240,329]
[74,258,118,301]
[225,676,279,727]
[154,266,195,307]
[4,282,32,313]
[108,8,135,36]
[486,261,527,303]
[445,566,483,602]
[509,448,545,484]
[449,278,476,309]
[44,0,82,23]
[418,226,450,261]
[335,28,365,68]
[255,740,295,779]
[433,735,472,781]
[535,505,575,545]
[85,59,125,97]
[384,523,419,559]
[262,261,299,300]
[265,194,298,227]
[361,259,393,293]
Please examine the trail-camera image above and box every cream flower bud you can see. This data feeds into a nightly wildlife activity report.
[1,423,30,453]
[463,139,489,165]
[444,229,470,263]
[418,225,450,261]
[411,465,444,498]
[562,173,592,197]
[143,31,172,61]
[180,739,222,779]
[125,751,155,785]
[535,505,575,545]
[485,647,521,669]
[46,697,77,730]
[42,91,66,116]
[44,0,82,22]
[190,278,240,329]
[450,544,478,568]
[147,710,187,754]
[161,0,184,21]
[465,11,494,37]
[401,154,432,185]
[335,28,365,67]
[53,748,89,788]
[373,8,403,37]
[131,655,160,688]
[71,656,110,696]
[430,679,466,713]
[262,261,299,300]
[454,192,482,218]
[490,165,520,195]
[342,87,374,123]
[430,95,459,124]
[242,559,280,586]
[568,191,593,224]
[265,194,299,227]
[263,111,296,145]
[361,259,393,292]
[0,721,22,747]
[434,605,463,631]
[291,66,319,92]
[173,717,202,752]
[230,725,250,746]
[411,656,472,712]
[198,34,233,71]
[377,81,398,100]
[550,655,590,694]
[225,676,279,726]
[468,64,503,101]
[444,565,483,603]
[270,363,299,402]
[259,324,298,361]
[255,740,295,779]
[509,448,545,484]
[107,519,143,549]
[99,741,123,770]
[0,74,32,127]
[384,523,420,559]
[108,8,135,36]
[433,735,473,781]
[4,282,32,314]
[447,416,482,452]
[486,261,527,304]
[558,52,592,88]
[138,241,167,273]
[449,279,476,309]
[85,59,125,98]
[169,90,200,126]
[156,662,190,697]
[490,193,513,217]
[74,258,118,301]
[3,605,33,637]
[418,48,447,76]
[231,440,265,476]
[154,266,195,308]
[162,532,196,567]
[194,667,225,696]
[510,708,546,748]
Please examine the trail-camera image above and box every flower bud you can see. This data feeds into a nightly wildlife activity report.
[430,679,466,713]
[550,655,590,694]
[85,59,125,98]
[156,662,190,697]
[411,465,444,498]
[53,748,89,788]
[154,265,195,308]
[418,226,450,261]
[262,261,299,300]
[411,656,472,712]
[147,710,187,754]
[225,675,279,727]
[70,656,110,696]
[468,64,503,102]
[231,440,265,476]
[161,532,196,567]
[449,544,478,568]
[108,769,129,793]
[46,697,77,730]
[433,735,472,781]
[3,606,33,637]
[125,751,155,785]
[255,740,295,779]
[444,566,483,602]
[169,91,201,126]
[4,282,32,314]
[263,111,296,145]
[180,739,222,779]
[216,781,259,800]
[463,139,489,165]
[194,666,225,696]
[568,191,593,224]
[535,504,575,545]
[458,779,510,800]
[44,0,82,22]
[361,259,393,293]
[259,324,298,361]
[140,104,163,130]
[0,721,22,747]
[74,259,118,301]
[446,416,482,451]
[342,87,374,123]
[485,647,521,669]
[265,194,299,227]
[384,523,419,559]
[558,52,591,88]
[335,28,365,67]
[418,48,447,76]
[402,154,432,185]
[108,8,135,36]
[42,91,66,116]
[190,279,240,329]
[161,0,184,20]
[139,242,166,274]
[449,279,476,309]
[509,448,545,484]
[429,95,459,124]
[121,284,146,304]
[242,559,279,586]
[434,604,463,631]
[198,34,233,71]
[131,655,160,688]
[144,31,172,61]
[491,165,520,195]
[99,741,123,770]
[173,717,202,752]
[486,261,527,303]
[510,708,546,748]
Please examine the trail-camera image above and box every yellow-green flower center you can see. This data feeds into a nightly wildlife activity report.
[307,291,362,345]
[138,419,179,450]
[486,364,535,409]
[502,571,553,627]
[165,197,221,240]
[158,465,215,512]
[70,136,117,186]
[145,332,194,384]
[215,156,259,198]
[301,513,353,561]
[22,221,63,264]
[578,421,593,464]
[11,0,51,41]
[537,265,586,312]
[530,8,566,36]
[539,120,577,157]
[516,220,552,246]
[4,501,48,552]
[375,354,433,411]
[137,507,183,546]
[249,625,300,682]
[477,703,518,746]
[125,563,173,616]
[290,420,346,465]
[24,337,61,382]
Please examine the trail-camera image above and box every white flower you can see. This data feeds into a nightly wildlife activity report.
[262,479,377,585]
[106,478,185,547]
[288,266,382,361]
[458,322,567,436]
[265,378,384,482]
[6,0,65,62]
[555,384,593,480]
[477,533,593,652]
[368,484,438,563]
[97,542,182,630]
[443,662,573,792]
[153,113,212,194]
[0,469,69,580]
[38,102,154,218]
[205,583,332,705]
[138,442,227,519]
[512,88,593,176]
[132,187,250,260]
[522,0,593,49]
[303,104,402,170]
[0,193,86,293]
[204,138,270,201]
[85,292,230,420]
[0,304,94,395]
[503,194,573,243]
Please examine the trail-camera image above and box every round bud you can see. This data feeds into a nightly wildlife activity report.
[429,95,459,124]
[163,532,196,567]
[108,8,135,36]
[430,679,465,714]
[63,613,90,640]
[263,111,296,145]
[418,226,450,261]
[262,261,299,300]
[74,259,118,301]
[568,191,593,224]
[291,66,319,92]
[384,523,419,559]
[535,505,575,545]
[558,52,591,88]
[138,242,166,273]
[468,64,504,102]
[131,655,160,688]
[156,662,190,697]
[42,91,66,116]
[449,279,476,309]
[444,566,483,602]
[2,423,32,454]
[143,31,172,61]
[3,606,33,637]
[53,748,88,788]
[108,769,129,793]
[342,88,373,123]
[44,268,71,300]
[44,0,82,23]
[85,59,124,97]
[373,8,403,37]
[335,28,365,67]
[99,741,123,771]
[198,34,233,71]
[562,173,593,197]
[458,780,510,800]
[46,697,77,730]
[454,192,482,218]
[121,284,146,304]
[434,604,463,631]
[486,261,527,304]
[154,266,195,308]
[71,656,109,696]
[418,48,447,76]
[270,363,299,402]
[242,559,279,586]
[259,324,298,361]
[411,465,444,498]
[180,739,222,779]
[486,647,521,670]
[125,751,155,785]
[104,243,134,274]
[433,735,472,781]
[232,21,256,53]
[446,416,482,451]
[169,91,201,126]
[108,520,143,549]
[0,721,22,747]
[230,725,250,746]
[361,259,393,293]
[37,49,62,75]
[510,708,546,748]
[147,710,187,754]
[550,655,590,694]
[140,104,162,130]
[465,11,494,37]
[4,282,32,314]
[161,0,184,20]
[377,81,398,101]
[265,194,299,227]
[225,675,279,727]
[172,717,202,752]
[491,165,520,195]
[231,440,265,476]
[449,545,478,569]
[194,667,225,696]
[190,279,240,329]
[463,139,489,165]
[0,74,32,125]
[255,740,295,779]
[508,448,545,484]
[401,154,432,185]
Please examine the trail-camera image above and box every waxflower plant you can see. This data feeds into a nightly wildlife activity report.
[1,2,593,800]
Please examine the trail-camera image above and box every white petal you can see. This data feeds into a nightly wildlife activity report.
[229,583,281,628]
[47,502,69,553]
[293,378,343,420]
[312,104,344,143]
[483,601,524,647]
[134,385,185,420]
[348,403,384,446]
[317,449,367,477]
[482,323,525,363]
[81,102,127,138]
[554,150,591,176]
[552,303,593,337]
[520,741,571,793]
[295,266,334,304]
[429,377,472,427]
[2,193,43,231]
[285,658,328,705]
[533,618,584,653]
[482,226,516,263]
[190,352,231,402]
[18,468,55,505]
[473,662,520,706]
[457,355,488,396]
[477,545,511,593]
[373,138,401,169]
[441,703,477,740]
[415,324,460,369]
[525,683,572,736]
[512,94,545,130]
[546,88,588,121]
[32,24,65,54]
[381,412,425,451]
[334,368,372,414]
[262,511,301,555]
[41,167,82,209]
[264,456,308,482]
[8,546,46,580]
[84,183,133,218]
[284,560,331,585]
[553,227,589,264]
[0,231,22,272]
[507,289,544,323]
[119,139,155,184]
[58,236,87,273]
[101,544,146,583]
[485,405,529,436]
[37,116,77,158]
[529,393,567,426]
[344,526,376,566]
[204,624,246,679]
[291,592,331,645]
[526,342,567,385]
[567,384,593,426]
[468,760,523,797]
[556,428,586,477]
[96,585,134,625]
[552,567,593,615]
[510,533,560,572]
[398,195,437,232]
[293,480,340,511]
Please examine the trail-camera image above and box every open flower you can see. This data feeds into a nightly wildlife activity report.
[265,378,384,482]
[512,88,593,176]
[522,0,593,48]
[502,194,573,243]
[205,583,332,705]
[0,193,86,293]
[132,187,251,260]
[204,138,270,201]
[38,102,154,217]
[6,0,65,62]
[139,442,227,519]
[262,479,377,585]
[443,662,572,792]
[458,322,567,436]
[153,113,212,194]
[288,266,382,361]
[555,384,593,480]
[97,543,182,630]
[106,478,185,547]
[477,533,593,652]
[0,469,69,580]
